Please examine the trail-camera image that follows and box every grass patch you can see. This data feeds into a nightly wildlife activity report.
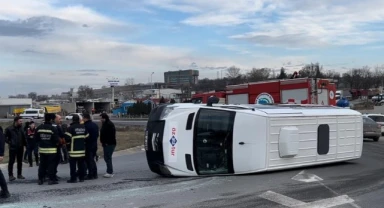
[0,121,145,164]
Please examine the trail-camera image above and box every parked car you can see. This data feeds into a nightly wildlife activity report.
[364,114,384,135]
[363,116,381,141]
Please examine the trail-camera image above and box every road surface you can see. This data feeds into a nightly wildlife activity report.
[1,139,384,208]
[0,118,147,126]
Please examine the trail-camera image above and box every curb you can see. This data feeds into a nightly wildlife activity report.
[0,145,145,169]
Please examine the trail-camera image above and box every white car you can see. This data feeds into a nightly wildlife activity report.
[364,114,384,135]
[65,113,83,121]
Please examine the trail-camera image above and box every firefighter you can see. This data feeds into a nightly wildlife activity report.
[64,114,88,183]
[34,113,60,185]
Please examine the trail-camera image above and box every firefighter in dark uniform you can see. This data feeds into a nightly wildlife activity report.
[34,113,60,185]
[64,114,88,183]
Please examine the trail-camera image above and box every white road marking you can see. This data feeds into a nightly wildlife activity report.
[291,170,323,183]
[292,170,361,208]
[317,181,362,208]
[259,191,306,207]
[260,191,355,208]
[296,195,355,208]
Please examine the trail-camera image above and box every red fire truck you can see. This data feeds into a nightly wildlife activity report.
[226,78,337,105]
[191,91,226,104]
[192,78,337,105]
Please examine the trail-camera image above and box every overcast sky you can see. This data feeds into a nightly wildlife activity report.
[1,0,384,97]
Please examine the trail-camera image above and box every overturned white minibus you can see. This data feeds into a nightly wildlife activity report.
[145,102,363,176]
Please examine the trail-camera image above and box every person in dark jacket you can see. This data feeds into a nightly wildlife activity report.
[0,126,10,198]
[83,113,99,180]
[23,120,31,162]
[60,124,69,164]
[26,121,39,167]
[52,114,65,181]
[4,116,26,181]
[35,113,60,185]
[99,113,116,178]
[64,114,88,183]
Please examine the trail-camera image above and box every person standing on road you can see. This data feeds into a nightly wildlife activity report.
[4,116,26,181]
[52,114,65,181]
[100,113,116,178]
[64,114,88,183]
[26,121,39,167]
[34,113,60,185]
[23,120,30,163]
[83,113,99,180]
[0,126,10,198]
[60,124,69,164]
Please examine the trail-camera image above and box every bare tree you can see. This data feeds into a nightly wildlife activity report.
[323,70,341,88]
[299,63,323,78]
[226,66,241,78]
[342,67,372,90]
[77,85,94,100]
[28,92,37,100]
[125,78,135,86]
[277,67,288,79]
[372,65,384,88]
[360,66,373,91]
[247,68,271,82]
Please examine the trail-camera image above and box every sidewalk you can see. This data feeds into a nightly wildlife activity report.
[0,145,144,169]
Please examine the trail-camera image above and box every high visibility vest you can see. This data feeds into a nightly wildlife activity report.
[36,128,58,154]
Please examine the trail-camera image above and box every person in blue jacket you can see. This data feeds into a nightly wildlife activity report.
[82,113,99,180]
[0,126,10,198]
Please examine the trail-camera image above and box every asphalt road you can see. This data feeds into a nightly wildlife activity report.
[0,118,147,126]
[1,138,384,208]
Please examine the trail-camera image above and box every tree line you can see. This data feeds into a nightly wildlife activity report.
[192,63,384,93]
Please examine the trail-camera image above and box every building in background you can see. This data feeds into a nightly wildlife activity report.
[164,69,199,86]
[0,98,33,118]
[142,88,182,100]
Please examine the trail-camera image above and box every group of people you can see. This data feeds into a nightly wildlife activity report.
[0,112,117,198]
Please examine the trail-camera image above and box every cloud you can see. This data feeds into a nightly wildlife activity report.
[145,0,384,48]
[80,73,99,76]
[77,69,107,72]
[0,1,119,25]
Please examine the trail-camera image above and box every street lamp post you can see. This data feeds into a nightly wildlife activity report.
[107,77,119,110]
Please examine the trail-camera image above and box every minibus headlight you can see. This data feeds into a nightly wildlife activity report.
[160,107,174,120]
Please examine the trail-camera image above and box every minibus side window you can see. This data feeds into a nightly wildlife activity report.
[193,108,235,175]
[317,124,330,155]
